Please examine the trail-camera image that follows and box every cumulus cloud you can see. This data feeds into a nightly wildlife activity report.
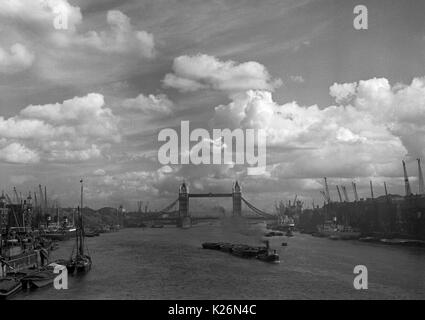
[122,93,173,116]
[0,43,34,73]
[48,144,102,161]
[329,82,357,103]
[0,93,120,163]
[20,93,119,141]
[93,169,106,176]
[163,54,281,92]
[289,75,305,83]
[0,117,60,139]
[0,142,40,164]
[53,10,155,58]
[211,76,425,180]
[0,1,155,85]
[0,2,154,58]
[87,165,180,203]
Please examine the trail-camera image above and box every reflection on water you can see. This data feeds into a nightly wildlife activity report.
[14,219,425,299]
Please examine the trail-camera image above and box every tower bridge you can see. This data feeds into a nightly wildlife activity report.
[153,181,275,228]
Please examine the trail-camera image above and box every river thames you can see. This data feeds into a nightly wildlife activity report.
[13,219,425,299]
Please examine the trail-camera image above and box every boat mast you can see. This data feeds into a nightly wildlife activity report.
[75,206,79,258]
[418,158,425,195]
[79,179,85,256]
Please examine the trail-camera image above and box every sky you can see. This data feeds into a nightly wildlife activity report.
[1,0,425,212]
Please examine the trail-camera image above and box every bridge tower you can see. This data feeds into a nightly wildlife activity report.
[232,181,242,216]
[178,182,191,227]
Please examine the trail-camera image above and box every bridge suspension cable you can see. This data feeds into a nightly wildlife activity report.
[156,198,179,215]
[241,197,276,219]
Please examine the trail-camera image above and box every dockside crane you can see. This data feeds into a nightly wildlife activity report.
[5,193,12,204]
[34,191,37,208]
[352,182,359,202]
[336,186,343,202]
[324,177,331,203]
[320,190,328,204]
[38,184,44,214]
[13,187,20,205]
[402,160,413,196]
[4,193,21,227]
[44,186,48,213]
[137,201,143,213]
[418,158,425,195]
[369,180,374,199]
[341,185,349,202]
[384,182,389,197]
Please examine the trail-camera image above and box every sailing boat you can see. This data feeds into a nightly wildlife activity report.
[67,179,92,274]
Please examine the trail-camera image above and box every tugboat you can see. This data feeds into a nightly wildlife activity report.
[256,250,280,263]
[256,241,280,263]
[66,180,92,274]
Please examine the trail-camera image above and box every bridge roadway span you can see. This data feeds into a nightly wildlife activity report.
[188,193,232,198]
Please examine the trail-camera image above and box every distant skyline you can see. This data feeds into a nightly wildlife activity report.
[1,0,425,211]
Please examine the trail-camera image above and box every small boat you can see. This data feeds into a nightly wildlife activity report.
[67,255,91,274]
[67,217,92,274]
[0,277,22,299]
[399,239,425,247]
[329,235,340,240]
[151,223,164,228]
[264,231,284,237]
[285,230,294,237]
[84,231,99,237]
[311,232,326,237]
[358,236,378,242]
[379,238,411,245]
[43,227,76,241]
[20,261,65,290]
[202,242,222,250]
[281,242,288,246]
[256,250,280,263]
[21,268,56,289]
[256,240,280,263]
[67,182,92,275]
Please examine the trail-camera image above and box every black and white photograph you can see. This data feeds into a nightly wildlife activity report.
[1,0,425,305]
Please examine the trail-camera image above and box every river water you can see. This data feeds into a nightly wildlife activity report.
[13,219,425,299]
